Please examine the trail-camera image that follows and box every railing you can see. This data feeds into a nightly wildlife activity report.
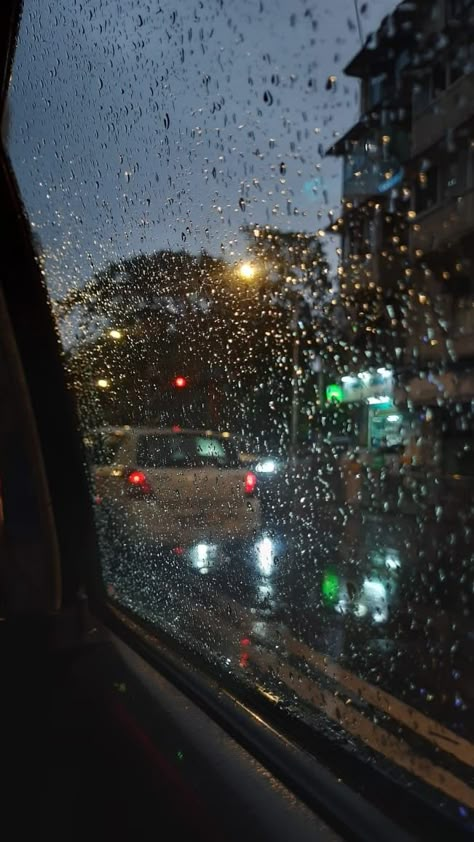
[412,71,474,156]
[342,131,409,200]
[411,188,474,255]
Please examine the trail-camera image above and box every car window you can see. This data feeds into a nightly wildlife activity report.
[5,0,474,834]
[136,434,238,468]
[84,432,127,466]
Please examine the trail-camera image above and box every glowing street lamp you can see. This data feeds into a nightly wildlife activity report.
[96,378,111,389]
[238,262,257,281]
[109,328,123,340]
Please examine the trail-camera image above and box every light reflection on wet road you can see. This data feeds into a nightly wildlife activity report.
[106,503,474,811]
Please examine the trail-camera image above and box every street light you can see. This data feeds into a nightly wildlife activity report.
[109,328,123,340]
[236,255,300,459]
[238,262,257,281]
[96,378,111,389]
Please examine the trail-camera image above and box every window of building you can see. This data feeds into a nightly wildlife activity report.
[366,73,386,110]
[394,49,410,84]
[441,147,469,199]
[412,72,432,115]
[447,0,473,19]
[449,52,465,86]
[432,61,448,96]
[415,165,439,212]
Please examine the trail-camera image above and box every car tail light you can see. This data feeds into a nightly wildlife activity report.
[244,471,257,495]
[127,470,153,495]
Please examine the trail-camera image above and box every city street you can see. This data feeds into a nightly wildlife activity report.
[106,497,474,815]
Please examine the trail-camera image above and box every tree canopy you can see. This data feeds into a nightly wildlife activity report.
[59,234,333,441]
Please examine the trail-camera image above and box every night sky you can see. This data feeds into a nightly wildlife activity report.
[7,0,396,298]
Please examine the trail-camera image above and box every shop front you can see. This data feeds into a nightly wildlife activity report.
[325,368,414,508]
[325,368,407,454]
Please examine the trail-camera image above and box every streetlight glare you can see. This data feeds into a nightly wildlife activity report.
[97,378,110,389]
[109,328,123,340]
[238,262,256,281]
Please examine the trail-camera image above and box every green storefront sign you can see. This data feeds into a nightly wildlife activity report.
[326,383,343,403]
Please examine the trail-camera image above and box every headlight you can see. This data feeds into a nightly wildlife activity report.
[255,459,277,474]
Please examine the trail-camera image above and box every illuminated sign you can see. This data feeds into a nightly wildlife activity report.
[321,570,340,605]
[338,369,393,403]
[378,166,404,194]
[326,384,343,403]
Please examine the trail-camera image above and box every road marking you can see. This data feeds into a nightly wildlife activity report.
[113,583,474,803]
[250,647,474,809]
[186,591,474,768]
[282,635,474,769]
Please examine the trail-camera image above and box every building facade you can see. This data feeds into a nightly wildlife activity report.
[400,0,474,411]
[327,0,474,465]
[326,1,417,451]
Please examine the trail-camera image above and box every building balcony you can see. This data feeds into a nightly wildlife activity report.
[453,304,474,358]
[342,131,410,200]
[410,188,474,255]
[403,298,474,367]
[395,369,474,406]
[412,70,474,157]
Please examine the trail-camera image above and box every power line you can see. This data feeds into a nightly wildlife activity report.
[353,0,364,46]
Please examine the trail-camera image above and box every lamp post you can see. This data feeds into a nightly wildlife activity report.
[108,328,123,340]
[237,261,257,282]
[290,302,300,463]
[237,257,302,460]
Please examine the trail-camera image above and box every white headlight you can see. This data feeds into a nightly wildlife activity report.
[255,459,276,474]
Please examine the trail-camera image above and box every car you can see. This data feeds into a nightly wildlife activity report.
[85,427,262,550]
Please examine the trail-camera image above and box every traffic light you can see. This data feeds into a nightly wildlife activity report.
[173,375,188,388]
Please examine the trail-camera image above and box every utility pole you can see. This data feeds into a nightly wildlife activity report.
[290,301,300,464]
[314,355,325,411]
[353,0,363,46]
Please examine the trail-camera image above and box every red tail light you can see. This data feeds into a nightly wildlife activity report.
[127,470,152,495]
[244,471,257,495]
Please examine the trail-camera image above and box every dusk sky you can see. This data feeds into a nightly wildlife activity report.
[7,0,397,298]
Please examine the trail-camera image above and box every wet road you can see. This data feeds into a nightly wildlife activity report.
[103,500,474,815]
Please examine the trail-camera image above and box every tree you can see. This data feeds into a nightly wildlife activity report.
[242,226,337,444]
[58,249,274,432]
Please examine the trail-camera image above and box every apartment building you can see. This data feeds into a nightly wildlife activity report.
[327,2,417,370]
[327,0,474,459]
[325,2,417,450]
[400,0,474,409]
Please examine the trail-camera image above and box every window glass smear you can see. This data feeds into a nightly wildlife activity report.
[5,0,474,829]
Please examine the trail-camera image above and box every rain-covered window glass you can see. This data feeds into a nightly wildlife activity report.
[413,71,432,115]
[4,0,474,833]
[416,164,439,213]
[135,433,238,468]
[84,431,127,467]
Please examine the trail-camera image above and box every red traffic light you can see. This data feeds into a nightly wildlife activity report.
[174,375,187,388]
